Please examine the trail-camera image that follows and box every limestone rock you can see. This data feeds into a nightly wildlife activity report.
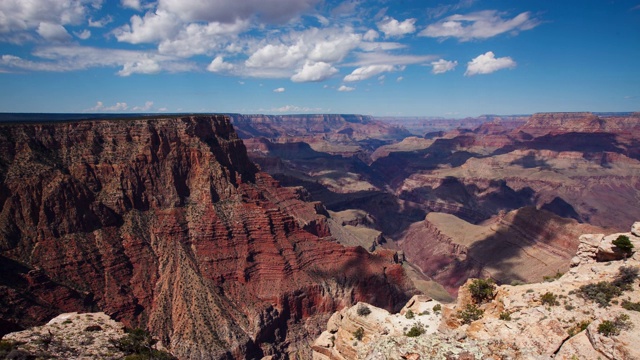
[597,232,638,261]
[632,222,640,237]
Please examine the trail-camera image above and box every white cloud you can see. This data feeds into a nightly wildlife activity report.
[37,23,71,42]
[158,0,321,23]
[348,52,435,67]
[396,76,403,82]
[117,59,161,76]
[363,29,379,41]
[270,104,323,112]
[114,10,181,44]
[273,87,285,92]
[420,10,539,41]
[121,0,142,10]
[157,19,248,57]
[465,51,515,76]
[431,59,457,74]
[0,45,196,75]
[377,17,416,38]
[89,101,129,111]
[344,64,396,82]
[291,61,338,82]
[74,29,91,39]
[358,41,405,52]
[0,0,90,33]
[338,85,355,92]
[207,56,234,72]
[133,101,154,111]
[88,16,112,27]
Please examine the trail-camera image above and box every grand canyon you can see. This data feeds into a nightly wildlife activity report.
[1,112,639,359]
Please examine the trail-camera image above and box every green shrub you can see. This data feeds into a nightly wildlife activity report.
[622,300,640,311]
[612,266,639,290]
[405,309,414,319]
[468,278,495,303]
[112,328,176,360]
[612,235,634,253]
[541,292,559,306]
[432,304,442,313]
[357,304,371,317]
[499,312,511,321]
[353,327,364,341]
[457,304,484,324]
[579,281,622,307]
[405,324,425,337]
[543,271,564,282]
[597,314,632,337]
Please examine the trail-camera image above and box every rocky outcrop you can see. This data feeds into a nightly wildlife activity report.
[1,312,129,359]
[0,116,415,359]
[314,222,640,359]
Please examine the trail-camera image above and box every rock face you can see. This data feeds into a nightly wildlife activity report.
[314,222,640,360]
[0,116,414,359]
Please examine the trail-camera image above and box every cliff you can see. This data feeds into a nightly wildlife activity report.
[0,115,414,359]
[313,222,640,359]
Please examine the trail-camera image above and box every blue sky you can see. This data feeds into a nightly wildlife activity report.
[0,0,638,117]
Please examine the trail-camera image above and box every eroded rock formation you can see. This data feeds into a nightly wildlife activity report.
[0,115,414,359]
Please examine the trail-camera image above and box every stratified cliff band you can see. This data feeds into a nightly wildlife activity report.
[0,115,414,359]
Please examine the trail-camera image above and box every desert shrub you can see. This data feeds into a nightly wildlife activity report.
[499,312,511,321]
[432,304,442,312]
[0,340,19,357]
[622,300,640,311]
[405,309,414,319]
[612,266,639,290]
[113,328,176,360]
[468,278,495,303]
[612,235,634,253]
[543,271,564,282]
[405,324,425,337]
[510,280,525,286]
[579,281,622,307]
[357,304,371,317]
[353,327,364,341]
[541,292,559,306]
[597,314,632,337]
[457,304,484,324]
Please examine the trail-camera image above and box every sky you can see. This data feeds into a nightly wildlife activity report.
[0,0,639,117]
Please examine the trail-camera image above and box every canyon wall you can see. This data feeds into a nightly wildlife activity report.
[0,115,414,359]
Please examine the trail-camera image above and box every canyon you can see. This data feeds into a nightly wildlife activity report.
[1,111,640,359]
[0,115,415,359]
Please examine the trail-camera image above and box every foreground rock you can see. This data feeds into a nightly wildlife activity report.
[314,222,640,359]
[0,116,415,359]
[1,312,127,359]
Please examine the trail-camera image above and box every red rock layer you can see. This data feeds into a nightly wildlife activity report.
[0,116,414,359]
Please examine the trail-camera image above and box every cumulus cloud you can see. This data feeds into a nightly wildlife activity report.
[117,59,161,76]
[396,76,403,82]
[377,17,416,38]
[343,64,396,82]
[363,29,379,41]
[114,10,181,44]
[74,29,91,39]
[132,101,154,111]
[273,87,285,92]
[431,59,457,74]
[349,52,435,67]
[158,0,320,23]
[419,10,539,41]
[89,101,129,111]
[157,19,248,57]
[37,23,71,41]
[0,0,90,33]
[338,85,355,92]
[465,51,515,76]
[88,16,113,27]
[121,0,142,10]
[291,61,338,82]
[207,56,235,72]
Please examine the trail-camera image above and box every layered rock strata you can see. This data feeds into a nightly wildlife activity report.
[0,115,414,359]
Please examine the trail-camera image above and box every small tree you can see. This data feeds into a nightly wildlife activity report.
[357,304,372,317]
[457,304,484,324]
[353,327,364,341]
[405,324,425,337]
[612,235,634,253]
[468,278,495,303]
[541,292,559,306]
[405,309,415,319]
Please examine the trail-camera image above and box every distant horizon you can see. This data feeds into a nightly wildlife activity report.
[1,1,638,116]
